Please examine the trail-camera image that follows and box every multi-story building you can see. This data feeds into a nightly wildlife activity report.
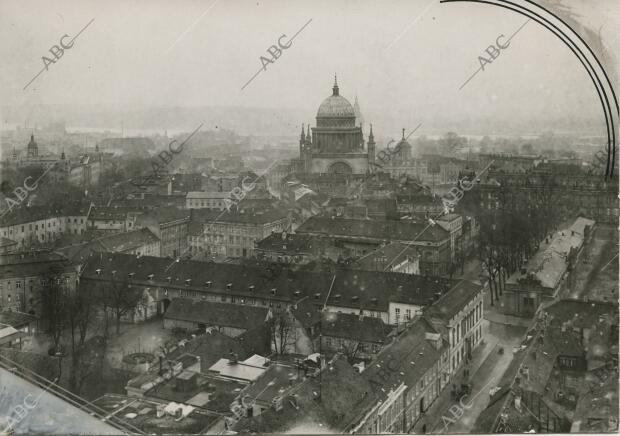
[351,318,450,433]
[189,208,288,258]
[425,279,485,377]
[186,191,231,210]
[478,169,618,223]
[57,227,161,261]
[435,214,463,263]
[0,251,77,314]
[87,207,139,233]
[79,253,482,326]
[135,207,190,258]
[0,203,92,249]
[296,216,451,276]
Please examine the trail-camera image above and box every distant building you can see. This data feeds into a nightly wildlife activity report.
[189,208,288,258]
[298,76,374,175]
[0,203,92,249]
[135,207,190,258]
[186,191,231,210]
[87,206,139,234]
[254,231,324,265]
[296,216,451,276]
[56,227,161,261]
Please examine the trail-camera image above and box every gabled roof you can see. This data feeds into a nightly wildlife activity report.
[80,253,472,314]
[164,298,269,331]
[360,318,445,404]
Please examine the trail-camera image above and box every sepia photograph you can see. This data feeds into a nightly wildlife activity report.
[0,0,618,434]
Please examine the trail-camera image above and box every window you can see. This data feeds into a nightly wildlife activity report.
[325,338,331,347]
[395,308,400,322]
[405,309,411,320]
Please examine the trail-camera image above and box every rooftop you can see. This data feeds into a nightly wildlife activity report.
[165,297,270,331]
[321,311,391,344]
[92,393,219,434]
[296,216,450,243]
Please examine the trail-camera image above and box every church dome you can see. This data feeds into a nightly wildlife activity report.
[316,76,355,118]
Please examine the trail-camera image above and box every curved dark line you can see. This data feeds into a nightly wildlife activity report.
[522,0,618,113]
[503,0,617,176]
[441,0,616,177]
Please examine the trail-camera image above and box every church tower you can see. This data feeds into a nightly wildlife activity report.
[27,134,38,158]
[368,124,376,167]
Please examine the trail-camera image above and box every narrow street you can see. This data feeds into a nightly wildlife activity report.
[423,319,526,434]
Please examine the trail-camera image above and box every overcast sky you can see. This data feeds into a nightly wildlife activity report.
[1,0,618,136]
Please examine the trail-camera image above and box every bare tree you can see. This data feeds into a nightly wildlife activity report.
[268,310,295,355]
[101,278,143,335]
[38,264,70,353]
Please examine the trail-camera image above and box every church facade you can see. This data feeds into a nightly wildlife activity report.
[299,77,375,175]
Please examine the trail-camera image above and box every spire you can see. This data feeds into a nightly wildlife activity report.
[402,128,405,140]
[61,148,66,160]
[369,124,374,138]
[301,123,305,138]
[332,73,339,96]
[306,122,311,142]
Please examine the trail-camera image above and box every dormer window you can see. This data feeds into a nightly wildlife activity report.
[294,291,301,297]
[334,294,341,300]
[371,297,378,304]
[95,268,101,275]
[167,277,172,283]
[205,281,212,287]
[111,270,116,276]
[271,288,277,295]
[352,296,359,302]
[147,274,154,280]
[249,285,255,292]
[185,279,192,285]
[128,272,135,278]
[227,283,232,290]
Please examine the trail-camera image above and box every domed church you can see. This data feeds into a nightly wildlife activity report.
[299,75,375,175]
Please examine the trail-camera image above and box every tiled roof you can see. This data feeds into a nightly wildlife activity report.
[0,202,90,227]
[80,253,471,313]
[361,319,444,403]
[296,216,449,242]
[234,355,378,433]
[255,232,318,255]
[165,298,269,330]
[166,330,253,369]
[320,311,391,344]
[97,228,160,252]
[424,279,482,321]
